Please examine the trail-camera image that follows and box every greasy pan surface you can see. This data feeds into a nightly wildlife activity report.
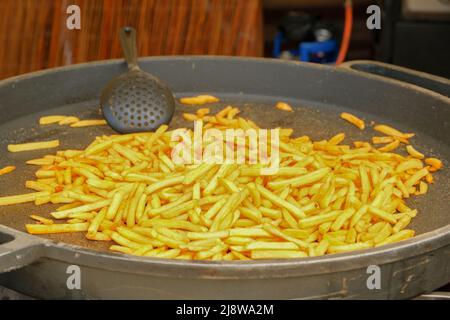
[0,93,449,250]
[0,58,449,297]
[0,57,449,247]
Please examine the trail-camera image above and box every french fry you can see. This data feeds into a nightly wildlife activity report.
[298,210,341,229]
[51,199,111,219]
[340,112,365,130]
[262,224,309,249]
[241,167,307,177]
[374,124,414,140]
[182,113,197,121]
[267,167,330,189]
[30,214,54,225]
[373,224,393,244]
[368,206,397,224]
[229,228,271,238]
[203,197,227,221]
[56,202,82,212]
[0,191,50,206]
[160,200,197,219]
[140,219,206,232]
[26,158,54,166]
[246,241,299,250]
[275,102,293,112]
[58,116,80,125]
[393,215,412,233]
[145,124,168,149]
[64,191,103,203]
[39,115,68,125]
[327,133,345,145]
[110,245,133,254]
[35,195,51,205]
[26,222,88,234]
[70,120,107,127]
[146,176,184,194]
[227,107,240,119]
[406,145,424,159]
[0,165,16,176]
[8,140,60,152]
[375,229,415,246]
[256,184,305,218]
[153,230,185,249]
[210,193,240,231]
[67,218,86,224]
[378,139,400,152]
[396,159,423,173]
[331,208,355,231]
[372,136,394,144]
[68,212,95,220]
[183,163,216,185]
[25,180,54,193]
[196,243,227,259]
[110,232,141,249]
[116,226,156,245]
[405,167,429,188]
[86,232,111,241]
[186,230,229,240]
[315,239,330,256]
[196,108,210,117]
[87,208,106,236]
[180,95,219,105]
[425,157,443,170]
[418,181,428,195]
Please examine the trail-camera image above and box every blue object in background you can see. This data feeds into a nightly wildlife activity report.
[299,40,338,63]
[273,31,338,64]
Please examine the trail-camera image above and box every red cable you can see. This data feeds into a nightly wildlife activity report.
[336,0,353,65]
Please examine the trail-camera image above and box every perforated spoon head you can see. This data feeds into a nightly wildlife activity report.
[100,27,175,133]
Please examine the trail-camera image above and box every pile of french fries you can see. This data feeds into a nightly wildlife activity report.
[0,105,443,260]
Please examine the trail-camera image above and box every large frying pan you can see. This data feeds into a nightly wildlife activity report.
[0,57,449,299]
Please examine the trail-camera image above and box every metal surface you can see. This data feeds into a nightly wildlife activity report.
[0,57,449,299]
[340,60,450,97]
[414,291,450,300]
[100,27,175,133]
[0,285,34,300]
[402,0,450,20]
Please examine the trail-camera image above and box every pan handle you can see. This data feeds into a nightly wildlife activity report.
[339,60,450,98]
[0,225,45,273]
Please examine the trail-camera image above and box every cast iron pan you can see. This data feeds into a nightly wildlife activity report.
[0,57,449,299]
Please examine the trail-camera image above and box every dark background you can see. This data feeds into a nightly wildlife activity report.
[0,0,449,79]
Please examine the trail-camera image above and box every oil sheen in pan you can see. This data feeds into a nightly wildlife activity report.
[0,97,448,252]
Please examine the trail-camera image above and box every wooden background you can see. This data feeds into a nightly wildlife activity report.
[0,0,263,79]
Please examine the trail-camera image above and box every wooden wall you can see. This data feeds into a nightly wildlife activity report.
[0,0,263,79]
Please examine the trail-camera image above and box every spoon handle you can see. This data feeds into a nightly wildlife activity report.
[120,27,140,71]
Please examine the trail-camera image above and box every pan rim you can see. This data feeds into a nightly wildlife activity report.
[1,55,449,104]
[41,223,449,278]
[0,56,449,278]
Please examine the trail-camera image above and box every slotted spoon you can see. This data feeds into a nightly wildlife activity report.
[100,27,175,133]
